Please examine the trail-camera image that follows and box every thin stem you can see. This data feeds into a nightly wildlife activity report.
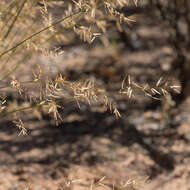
[3,0,28,40]
[0,0,17,37]
[0,103,43,117]
[0,10,83,59]
[0,97,76,118]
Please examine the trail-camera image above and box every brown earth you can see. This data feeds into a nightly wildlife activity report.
[1,8,190,190]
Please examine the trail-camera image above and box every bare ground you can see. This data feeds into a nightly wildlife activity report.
[0,10,190,190]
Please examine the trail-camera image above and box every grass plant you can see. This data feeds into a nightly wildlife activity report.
[0,0,180,134]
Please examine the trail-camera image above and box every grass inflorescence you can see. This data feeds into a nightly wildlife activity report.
[0,0,180,135]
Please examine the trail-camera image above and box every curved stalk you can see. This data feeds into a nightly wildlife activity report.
[0,10,83,59]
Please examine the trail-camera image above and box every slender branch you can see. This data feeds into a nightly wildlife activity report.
[0,98,76,118]
[3,0,28,40]
[0,10,83,59]
[0,102,43,117]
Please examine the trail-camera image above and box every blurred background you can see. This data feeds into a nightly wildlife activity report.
[0,0,190,189]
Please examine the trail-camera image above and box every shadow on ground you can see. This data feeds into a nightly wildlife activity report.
[0,107,183,178]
